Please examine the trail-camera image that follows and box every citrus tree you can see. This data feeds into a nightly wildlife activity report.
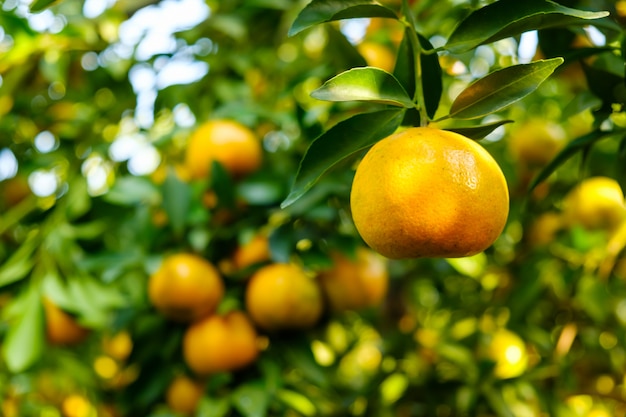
[1,0,626,416]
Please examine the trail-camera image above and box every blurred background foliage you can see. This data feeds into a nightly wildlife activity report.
[1,0,626,416]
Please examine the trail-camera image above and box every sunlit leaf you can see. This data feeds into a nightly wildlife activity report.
[276,389,317,416]
[380,373,409,405]
[281,108,404,208]
[2,287,45,372]
[289,0,397,36]
[444,0,608,53]
[104,177,160,206]
[449,58,563,120]
[446,120,513,140]
[311,67,414,107]
[0,231,39,288]
[30,0,62,12]
[198,397,231,417]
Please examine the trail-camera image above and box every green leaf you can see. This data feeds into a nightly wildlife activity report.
[393,28,417,102]
[380,373,410,406]
[2,287,45,372]
[104,176,160,206]
[289,0,397,36]
[394,31,442,118]
[444,0,609,53]
[162,168,191,236]
[0,231,39,288]
[445,120,513,140]
[325,25,368,71]
[210,161,236,209]
[198,397,231,417]
[419,34,442,119]
[311,67,414,107]
[528,130,614,192]
[65,177,91,220]
[582,61,626,115]
[561,91,603,120]
[576,275,610,323]
[281,108,404,208]
[30,0,62,12]
[449,58,564,120]
[231,382,269,417]
[276,389,317,416]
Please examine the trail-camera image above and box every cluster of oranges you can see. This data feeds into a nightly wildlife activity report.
[145,119,391,414]
[148,246,389,414]
[526,176,626,248]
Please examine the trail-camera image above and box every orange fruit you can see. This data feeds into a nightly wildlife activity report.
[148,254,224,322]
[562,176,626,230]
[318,247,389,312]
[165,375,204,415]
[526,211,564,247]
[183,310,260,375]
[102,331,133,362]
[245,263,323,331]
[43,298,90,346]
[508,118,566,166]
[61,394,94,417]
[356,41,396,73]
[350,127,509,259]
[185,120,262,180]
[232,233,271,270]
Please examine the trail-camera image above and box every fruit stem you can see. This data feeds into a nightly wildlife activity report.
[401,1,428,127]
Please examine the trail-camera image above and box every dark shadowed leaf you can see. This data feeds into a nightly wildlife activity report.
[281,108,404,208]
[528,130,615,192]
[325,25,368,71]
[419,34,443,119]
[162,169,191,236]
[289,0,397,36]
[450,58,563,120]
[394,8,441,119]
[393,28,416,102]
[210,161,236,209]
[446,120,513,140]
[582,61,626,115]
[444,0,608,53]
[311,67,414,107]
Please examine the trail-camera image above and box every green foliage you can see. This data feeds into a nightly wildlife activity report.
[1,0,626,416]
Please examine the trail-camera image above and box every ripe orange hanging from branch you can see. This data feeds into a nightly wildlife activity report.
[183,310,260,375]
[185,119,262,180]
[245,263,323,331]
[350,127,509,259]
[318,247,389,312]
[148,254,224,322]
[43,298,90,346]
